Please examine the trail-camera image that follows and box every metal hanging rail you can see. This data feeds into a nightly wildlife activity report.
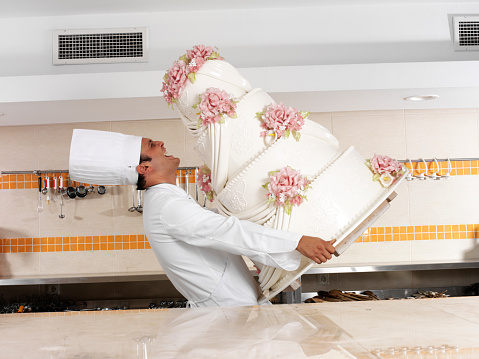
[1,170,69,175]
[1,167,199,176]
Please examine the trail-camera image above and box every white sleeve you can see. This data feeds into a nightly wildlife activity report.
[159,196,302,271]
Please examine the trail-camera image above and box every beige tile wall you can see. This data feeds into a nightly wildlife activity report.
[1,108,479,279]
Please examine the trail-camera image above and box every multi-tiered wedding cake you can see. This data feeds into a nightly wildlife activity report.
[162,45,408,300]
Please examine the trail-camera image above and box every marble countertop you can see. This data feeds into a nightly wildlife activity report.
[1,296,478,358]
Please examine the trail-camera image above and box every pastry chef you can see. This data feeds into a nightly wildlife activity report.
[69,129,336,307]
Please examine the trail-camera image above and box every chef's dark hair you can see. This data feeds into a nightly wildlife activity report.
[136,154,152,191]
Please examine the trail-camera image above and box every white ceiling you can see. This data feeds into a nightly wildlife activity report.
[4,0,475,18]
[1,1,479,126]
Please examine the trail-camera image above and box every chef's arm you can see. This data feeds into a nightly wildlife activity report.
[157,197,306,270]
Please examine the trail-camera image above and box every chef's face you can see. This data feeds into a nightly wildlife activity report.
[140,137,180,175]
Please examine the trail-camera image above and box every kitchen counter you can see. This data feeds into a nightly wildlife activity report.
[1,297,478,358]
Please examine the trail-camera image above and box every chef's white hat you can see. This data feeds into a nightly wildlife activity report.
[69,129,142,185]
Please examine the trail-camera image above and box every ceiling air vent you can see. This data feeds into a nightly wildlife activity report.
[453,16,479,51]
[52,27,148,65]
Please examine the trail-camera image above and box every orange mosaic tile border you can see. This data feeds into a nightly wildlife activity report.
[0,235,150,253]
[0,169,198,189]
[1,223,479,253]
[357,224,479,243]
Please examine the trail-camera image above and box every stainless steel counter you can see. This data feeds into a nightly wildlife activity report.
[2,259,478,286]
[304,259,479,274]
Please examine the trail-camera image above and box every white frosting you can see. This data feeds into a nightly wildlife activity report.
[175,58,402,296]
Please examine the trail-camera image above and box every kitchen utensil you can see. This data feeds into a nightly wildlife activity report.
[37,176,43,211]
[53,177,58,202]
[428,158,440,180]
[87,184,95,193]
[45,176,50,204]
[185,169,189,195]
[128,185,137,212]
[76,183,87,198]
[415,158,427,180]
[59,192,65,219]
[441,158,452,179]
[66,177,76,199]
[136,190,143,212]
[58,175,65,218]
[406,159,414,181]
[41,176,48,195]
[97,185,106,195]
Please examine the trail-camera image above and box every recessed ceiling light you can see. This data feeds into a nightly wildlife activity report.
[403,95,439,101]
[0,112,4,116]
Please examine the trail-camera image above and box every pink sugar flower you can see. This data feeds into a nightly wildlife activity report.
[186,45,214,62]
[187,56,205,73]
[162,60,189,104]
[195,88,237,128]
[263,166,311,215]
[166,61,188,95]
[186,44,223,63]
[196,165,214,202]
[161,45,224,106]
[161,81,173,105]
[366,154,405,188]
[370,154,403,174]
[257,103,308,141]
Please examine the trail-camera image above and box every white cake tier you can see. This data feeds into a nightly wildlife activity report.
[259,146,404,297]
[177,60,252,137]
[194,87,339,196]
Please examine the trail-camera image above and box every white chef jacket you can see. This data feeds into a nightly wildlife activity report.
[143,183,302,307]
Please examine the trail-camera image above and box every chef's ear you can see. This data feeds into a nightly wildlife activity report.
[136,162,151,175]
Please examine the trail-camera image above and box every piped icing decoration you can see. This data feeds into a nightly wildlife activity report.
[161,45,223,106]
[365,154,405,188]
[263,166,311,215]
[256,103,308,141]
[196,164,214,202]
[193,87,238,128]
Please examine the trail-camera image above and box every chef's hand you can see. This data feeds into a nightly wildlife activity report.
[296,236,336,264]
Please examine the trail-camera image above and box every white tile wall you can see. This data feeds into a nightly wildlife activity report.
[408,176,479,225]
[405,109,479,159]
[331,110,407,159]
